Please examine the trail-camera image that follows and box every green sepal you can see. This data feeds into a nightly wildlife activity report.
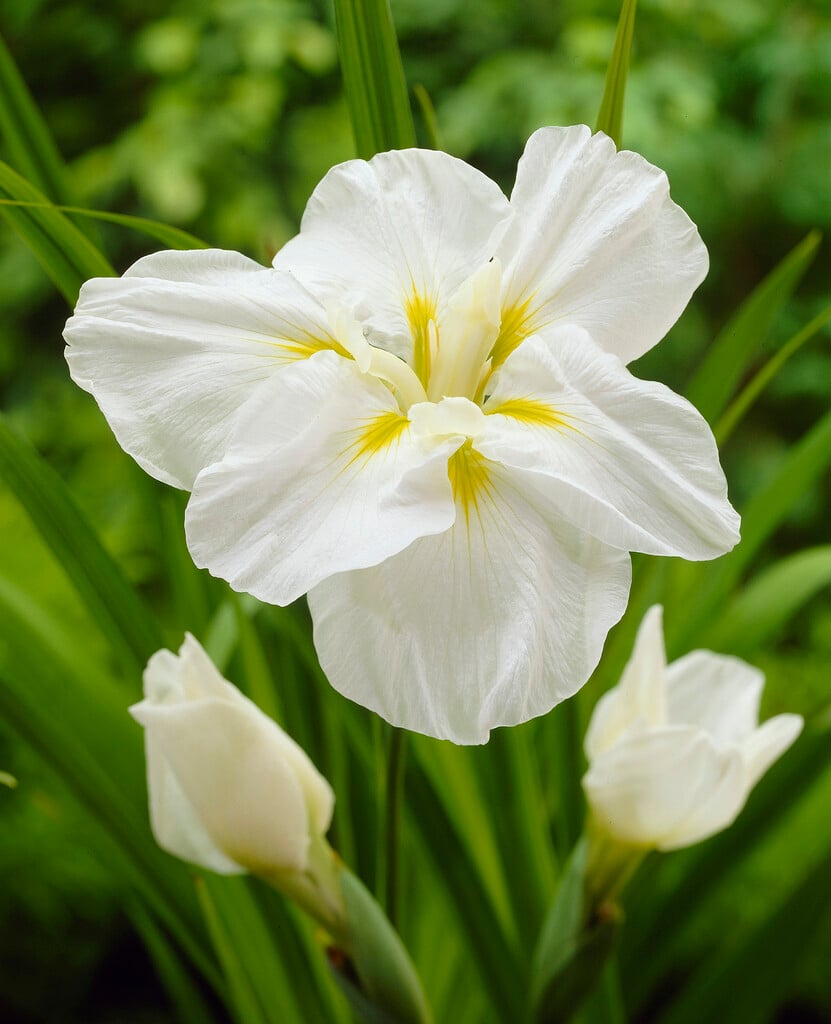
[530,839,623,1023]
[329,866,432,1024]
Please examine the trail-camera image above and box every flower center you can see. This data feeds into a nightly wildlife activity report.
[407,260,503,405]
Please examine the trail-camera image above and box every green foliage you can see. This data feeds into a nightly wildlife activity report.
[334,0,416,156]
[595,0,638,146]
[1,1,831,1022]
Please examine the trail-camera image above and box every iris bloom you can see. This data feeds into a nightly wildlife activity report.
[133,634,345,932]
[65,126,739,743]
[584,606,803,851]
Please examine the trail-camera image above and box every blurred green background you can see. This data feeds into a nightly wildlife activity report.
[1,0,830,1021]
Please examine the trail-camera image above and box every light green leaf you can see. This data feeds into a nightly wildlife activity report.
[405,754,524,1022]
[595,0,638,146]
[196,879,269,1024]
[333,0,416,157]
[0,198,208,249]
[703,546,831,656]
[0,159,113,302]
[685,231,821,424]
[199,877,345,1024]
[531,840,622,1023]
[715,300,831,444]
[338,866,433,1024]
[482,726,558,940]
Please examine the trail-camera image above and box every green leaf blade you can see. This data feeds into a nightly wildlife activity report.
[686,230,821,424]
[0,415,163,671]
[595,0,638,147]
[334,0,416,158]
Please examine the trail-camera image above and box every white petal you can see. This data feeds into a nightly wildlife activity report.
[742,714,803,790]
[584,726,744,849]
[185,351,458,605]
[64,249,342,489]
[584,605,667,760]
[478,330,740,559]
[141,728,244,874]
[273,149,511,363]
[140,634,335,838]
[132,698,312,873]
[665,650,764,744]
[495,125,708,365]
[308,460,631,743]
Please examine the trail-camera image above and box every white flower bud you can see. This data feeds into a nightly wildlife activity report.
[583,606,802,852]
[130,633,335,878]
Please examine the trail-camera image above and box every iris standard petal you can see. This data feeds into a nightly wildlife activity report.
[742,714,804,790]
[64,248,343,489]
[665,650,765,744]
[308,459,631,744]
[185,350,458,605]
[584,604,667,760]
[493,125,708,366]
[478,330,740,560]
[273,148,512,365]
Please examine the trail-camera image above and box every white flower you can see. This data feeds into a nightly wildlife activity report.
[65,125,740,743]
[583,606,803,851]
[131,634,335,877]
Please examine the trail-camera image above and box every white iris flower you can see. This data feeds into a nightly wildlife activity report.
[64,125,740,743]
[583,606,802,850]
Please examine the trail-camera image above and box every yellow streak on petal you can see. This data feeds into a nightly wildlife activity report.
[488,296,537,369]
[345,411,409,469]
[487,397,573,432]
[448,440,492,525]
[274,333,349,364]
[405,290,438,388]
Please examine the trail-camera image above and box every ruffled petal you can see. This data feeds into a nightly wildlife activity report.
[308,459,631,743]
[478,330,740,559]
[64,249,342,489]
[742,714,803,790]
[494,125,708,366]
[185,351,458,605]
[273,149,511,363]
[584,605,667,760]
[665,650,764,744]
[584,726,744,850]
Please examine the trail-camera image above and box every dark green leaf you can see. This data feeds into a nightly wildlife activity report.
[531,840,622,1023]
[0,415,163,672]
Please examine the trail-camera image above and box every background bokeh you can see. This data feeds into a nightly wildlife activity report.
[1,0,830,1021]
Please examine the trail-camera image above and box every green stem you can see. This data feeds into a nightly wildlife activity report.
[384,727,407,929]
